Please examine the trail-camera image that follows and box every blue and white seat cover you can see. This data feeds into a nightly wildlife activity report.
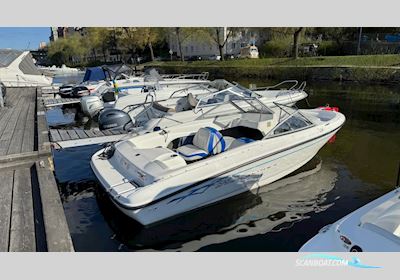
[177,127,226,161]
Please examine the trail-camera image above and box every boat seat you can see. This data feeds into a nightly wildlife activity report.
[223,136,236,149]
[152,102,176,112]
[187,92,198,108]
[177,127,226,161]
[228,137,255,149]
[224,136,255,150]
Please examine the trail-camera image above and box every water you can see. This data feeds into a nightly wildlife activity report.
[51,79,400,251]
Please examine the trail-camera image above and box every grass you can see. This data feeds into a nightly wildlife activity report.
[144,55,400,68]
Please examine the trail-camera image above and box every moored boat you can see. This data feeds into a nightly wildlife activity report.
[299,185,400,252]
[91,88,345,226]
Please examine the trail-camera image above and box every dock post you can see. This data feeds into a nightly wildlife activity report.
[0,85,4,107]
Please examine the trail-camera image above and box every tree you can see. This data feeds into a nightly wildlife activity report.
[202,27,241,61]
[292,27,304,59]
[86,27,113,62]
[117,27,148,63]
[47,33,88,65]
[174,27,185,61]
[136,27,166,61]
[170,27,205,61]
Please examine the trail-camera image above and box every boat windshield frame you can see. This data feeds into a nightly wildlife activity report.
[264,102,315,139]
[168,83,216,99]
[194,85,273,116]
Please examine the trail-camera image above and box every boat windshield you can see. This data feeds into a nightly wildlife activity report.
[144,68,164,82]
[196,85,272,115]
[103,64,137,80]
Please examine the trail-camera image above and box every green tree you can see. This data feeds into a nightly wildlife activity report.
[86,27,113,62]
[48,33,88,65]
[146,27,166,61]
[292,27,304,59]
[170,27,205,61]
[117,27,148,63]
[201,27,242,61]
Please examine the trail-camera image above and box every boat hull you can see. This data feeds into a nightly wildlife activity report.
[299,188,400,252]
[105,128,338,226]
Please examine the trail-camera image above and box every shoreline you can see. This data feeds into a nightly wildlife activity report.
[144,63,400,85]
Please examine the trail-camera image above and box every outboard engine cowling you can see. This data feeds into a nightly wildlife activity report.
[80,95,104,118]
[59,84,74,97]
[98,108,134,131]
[71,86,90,97]
[102,90,117,103]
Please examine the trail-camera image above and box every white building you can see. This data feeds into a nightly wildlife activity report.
[168,28,269,58]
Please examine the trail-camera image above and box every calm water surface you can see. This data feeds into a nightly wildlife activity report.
[51,78,400,251]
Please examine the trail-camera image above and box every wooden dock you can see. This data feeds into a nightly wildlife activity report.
[0,87,74,252]
[49,128,127,148]
[43,97,80,108]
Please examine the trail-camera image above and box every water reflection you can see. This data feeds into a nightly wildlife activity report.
[130,157,338,251]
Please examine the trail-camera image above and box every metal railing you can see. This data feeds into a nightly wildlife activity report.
[121,92,156,127]
[168,83,214,99]
[160,72,209,80]
[253,80,306,91]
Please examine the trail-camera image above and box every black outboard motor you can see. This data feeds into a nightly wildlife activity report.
[102,90,116,102]
[71,86,90,98]
[58,84,74,97]
[98,108,134,131]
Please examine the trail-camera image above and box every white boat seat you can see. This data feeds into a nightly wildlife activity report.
[223,136,236,149]
[187,92,198,108]
[228,137,255,149]
[176,145,209,161]
[177,127,226,161]
[152,102,176,112]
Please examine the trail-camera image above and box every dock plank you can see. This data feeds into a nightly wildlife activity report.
[35,161,74,251]
[58,130,71,141]
[9,168,36,252]
[92,129,106,137]
[0,170,14,251]
[7,99,31,155]
[43,98,80,108]
[73,128,88,139]
[49,130,62,142]
[84,129,97,138]
[21,101,36,153]
[66,129,79,140]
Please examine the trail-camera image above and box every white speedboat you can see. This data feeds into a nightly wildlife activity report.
[80,68,210,116]
[91,89,345,226]
[0,49,53,87]
[299,187,400,252]
[97,81,308,131]
[101,82,308,131]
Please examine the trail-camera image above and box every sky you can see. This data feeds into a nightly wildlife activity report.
[0,27,50,50]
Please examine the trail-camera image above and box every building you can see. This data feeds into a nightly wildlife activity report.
[168,28,270,59]
[49,27,85,42]
[39,42,47,50]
